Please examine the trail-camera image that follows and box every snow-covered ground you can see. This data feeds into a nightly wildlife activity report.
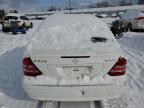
[0,20,43,108]
[102,18,144,108]
[103,32,144,108]
[0,17,144,108]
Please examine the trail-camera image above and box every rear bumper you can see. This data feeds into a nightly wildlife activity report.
[3,26,11,29]
[132,24,144,30]
[23,83,126,101]
[25,25,31,28]
[25,22,32,28]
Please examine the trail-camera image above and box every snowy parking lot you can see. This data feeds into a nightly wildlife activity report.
[0,17,144,108]
[104,32,144,108]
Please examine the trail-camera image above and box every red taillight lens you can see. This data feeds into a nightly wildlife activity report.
[23,57,42,77]
[15,21,21,24]
[108,57,127,76]
[135,17,144,20]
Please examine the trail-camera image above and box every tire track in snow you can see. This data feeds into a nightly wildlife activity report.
[127,72,143,91]
[104,38,144,108]
[121,47,144,88]
[122,48,144,64]
[0,99,38,108]
[122,47,144,91]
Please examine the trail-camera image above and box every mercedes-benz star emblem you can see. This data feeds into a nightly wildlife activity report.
[72,58,79,64]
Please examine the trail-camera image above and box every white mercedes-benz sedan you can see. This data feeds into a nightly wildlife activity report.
[22,14,127,101]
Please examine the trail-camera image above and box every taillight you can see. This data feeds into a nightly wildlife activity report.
[108,57,127,76]
[16,21,21,23]
[135,17,144,20]
[23,57,42,77]
[135,17,144,24]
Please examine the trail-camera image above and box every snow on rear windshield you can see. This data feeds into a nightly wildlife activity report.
[28,14,115,51]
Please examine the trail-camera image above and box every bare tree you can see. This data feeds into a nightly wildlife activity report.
[119,0,131,6]
[101,1,109,7]
[48,6,57,11]
[138,0,144,4]
[88,4,96,8]
[96,1,109,8]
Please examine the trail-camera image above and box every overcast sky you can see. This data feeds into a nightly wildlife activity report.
[0,0,138,11]
[0,0,103,7]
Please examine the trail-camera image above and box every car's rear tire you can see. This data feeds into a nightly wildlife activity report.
[118,32,123,38]
[21,31,26,34]
[127,23,132,32]
[22,23,26,29]
[2,27,6,32]
[12,32,17,35]
[30,22,33,28]
[2,26,11,32]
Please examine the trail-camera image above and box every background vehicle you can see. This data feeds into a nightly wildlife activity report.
[110,13,117,18]
[0,10,5,22]
[122,9,144,31]
[1,13,33,32]
[111,20,126,38]
[23,14,127,101]
[97,13,108,18]
[11,21,26,35]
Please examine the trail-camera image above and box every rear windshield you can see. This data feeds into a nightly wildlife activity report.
[20,16,29,20]
[3,16,18,21]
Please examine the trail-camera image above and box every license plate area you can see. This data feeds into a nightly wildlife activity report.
[63,66,91,79]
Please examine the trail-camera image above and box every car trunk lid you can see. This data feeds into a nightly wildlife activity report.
[29,49,120,79]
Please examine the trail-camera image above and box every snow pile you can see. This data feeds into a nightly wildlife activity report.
[0,20,42,56]
[24,75,127,86]
[28,14,116,51]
